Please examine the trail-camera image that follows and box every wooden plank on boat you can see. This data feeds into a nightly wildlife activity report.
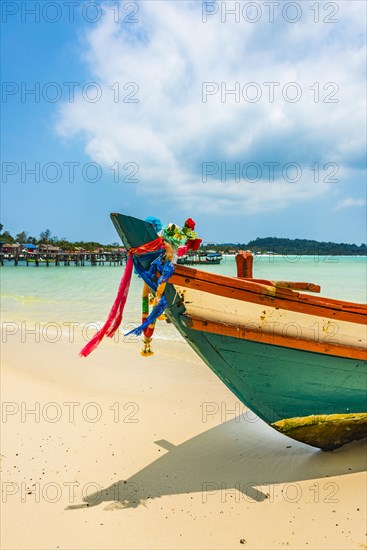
[235,251,320,292]
[239,278,321,293]
[170,270,366,325]
[185,316,367,361]
[236,251,253,278]
[172,265,367,317]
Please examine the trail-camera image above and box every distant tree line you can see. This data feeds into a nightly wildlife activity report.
[1,224,366,255]
[0,224,120,251]
[201,237,367,256]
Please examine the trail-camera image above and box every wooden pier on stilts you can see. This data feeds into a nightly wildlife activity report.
[0,251,127,267]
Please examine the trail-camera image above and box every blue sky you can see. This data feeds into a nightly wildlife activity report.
[1,0,366,244]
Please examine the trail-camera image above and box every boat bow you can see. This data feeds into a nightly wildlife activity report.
[110,213,367,451]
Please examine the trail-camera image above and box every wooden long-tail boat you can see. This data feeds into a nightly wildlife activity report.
[111,213,367,451]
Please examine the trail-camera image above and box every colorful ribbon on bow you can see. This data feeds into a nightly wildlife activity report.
[79,237,166,357]
[126,250,175,356]
[80,217,201,358]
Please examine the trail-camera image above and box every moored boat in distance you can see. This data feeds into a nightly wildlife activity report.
[177,250,223,265]
[111,213,367,451]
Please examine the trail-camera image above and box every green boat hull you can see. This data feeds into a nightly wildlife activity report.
[168,298,367,449]
[111,213,367,450]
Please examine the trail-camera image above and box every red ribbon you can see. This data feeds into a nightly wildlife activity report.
[79,237,165,358]
[129,236,165,256]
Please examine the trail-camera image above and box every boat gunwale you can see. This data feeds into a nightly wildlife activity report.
[171,264,366,316]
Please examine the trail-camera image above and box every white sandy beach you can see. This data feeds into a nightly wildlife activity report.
[1,328,366,550]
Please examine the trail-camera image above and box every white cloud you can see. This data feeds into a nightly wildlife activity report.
[56,0,366,215]
[333,197,366,211]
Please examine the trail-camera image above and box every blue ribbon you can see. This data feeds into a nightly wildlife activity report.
[125,254,175,337]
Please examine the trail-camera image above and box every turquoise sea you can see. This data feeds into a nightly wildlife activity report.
[1,255,366,343]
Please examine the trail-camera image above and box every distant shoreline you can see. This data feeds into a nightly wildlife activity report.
[1,230,366,256]
[201,236,367,256]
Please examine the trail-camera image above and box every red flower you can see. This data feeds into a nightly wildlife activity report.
[186,238,202,251]
[177,245,188,257]
[185,218,196,230]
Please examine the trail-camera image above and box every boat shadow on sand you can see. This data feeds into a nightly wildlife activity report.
[66,417,366,511]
